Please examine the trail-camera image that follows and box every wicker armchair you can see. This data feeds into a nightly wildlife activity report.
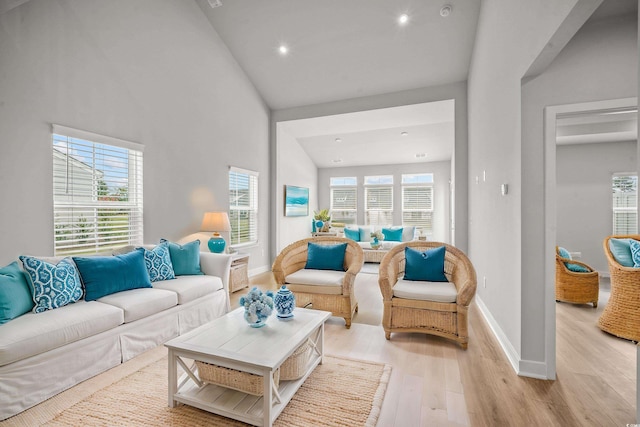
[378,241,476,349]
[272,237,364,328]
[555,247,599,307]
[600,235,640,342]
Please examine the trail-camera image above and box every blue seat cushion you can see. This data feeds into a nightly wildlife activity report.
[404,246,448,282]
[305,242,347,271]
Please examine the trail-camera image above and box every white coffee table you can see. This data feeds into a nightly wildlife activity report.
[165,307,331,427]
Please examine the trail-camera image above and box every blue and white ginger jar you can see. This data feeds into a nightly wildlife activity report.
[274,285,295,320]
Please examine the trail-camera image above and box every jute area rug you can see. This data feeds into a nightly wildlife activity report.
[5,347,390,427]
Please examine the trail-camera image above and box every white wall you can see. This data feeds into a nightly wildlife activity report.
[318,161,451,243]
[0,0,270,270]
[556,141,637,273]
[275,124,318,253]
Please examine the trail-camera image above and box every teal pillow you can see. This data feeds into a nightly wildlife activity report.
[630,240,640,268]
[0,261,34,323]
[74,249,152,301]
[305,242,347,271]
[19,256,83,313]
[161,239,203,275]
[141,242,175,282]
[404,246,448,282]
[557,247,590,273]
[382,227,403,242]
[343,228,360,242]
[608,238,634,267]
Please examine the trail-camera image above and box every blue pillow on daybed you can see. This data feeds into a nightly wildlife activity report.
[74,248,152,301]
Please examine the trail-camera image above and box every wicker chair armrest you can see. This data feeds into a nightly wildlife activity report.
[378,248,402,301]
[272,245,307,284]
[450,261,477,307]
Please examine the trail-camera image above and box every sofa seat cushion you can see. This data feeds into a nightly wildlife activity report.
[0,300,124,366]
[358,241,404,250]
[152,276,222,305]
[285,269,344,295]
[97,288,177,323]
[393,279,457,303]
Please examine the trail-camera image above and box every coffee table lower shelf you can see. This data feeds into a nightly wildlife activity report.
[172,352,320,426]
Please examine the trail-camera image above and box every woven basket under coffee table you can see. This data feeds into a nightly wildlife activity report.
[195,362,281,396]
[363,248,389,263]
[280,339,313,381]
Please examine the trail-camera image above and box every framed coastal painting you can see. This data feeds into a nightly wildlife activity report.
[284,185,309,217]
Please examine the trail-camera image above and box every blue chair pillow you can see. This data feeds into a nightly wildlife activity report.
[305,242,347,271]
[404,246,448,282]
[74,249,152,301]
[0,261,34,323]
[141,242,175,282]
[343,228,360,242]
[160,239,204,276]
[382,227,403,242]
[19,256,83,313]
[608,238,634,267]
[557,247,590,273]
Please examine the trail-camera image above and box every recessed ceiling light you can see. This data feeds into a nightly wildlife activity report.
[278,45,289,55]
[401,131,408,136]
[415,153,426,158]
[398,14,409,25]
[440,5,452,17]
[332,159,343,164]
[335,138,342,143]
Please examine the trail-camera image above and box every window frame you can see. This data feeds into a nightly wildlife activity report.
[229,166,259,247]
[330,176,357,225]
[401,173,434,237]
[364,175,394,226]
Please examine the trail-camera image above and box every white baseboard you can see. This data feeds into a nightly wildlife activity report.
[475,296,551,379]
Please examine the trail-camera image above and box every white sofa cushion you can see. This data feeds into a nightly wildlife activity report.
[152,275,222,304]
[285,269,345,295]
[97,288,177,323]
[393,279,457,303]
[401,226,416,242]
[0,301,124,366]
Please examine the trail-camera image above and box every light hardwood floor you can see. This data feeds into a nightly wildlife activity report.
[238,270,637,426]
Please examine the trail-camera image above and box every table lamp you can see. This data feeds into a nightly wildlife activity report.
[201,212,231,253]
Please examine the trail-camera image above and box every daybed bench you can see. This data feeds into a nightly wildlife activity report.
[0,241,231,420]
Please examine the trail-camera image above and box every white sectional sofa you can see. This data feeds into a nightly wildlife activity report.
[343,225,418,249]
[0,245,231,420]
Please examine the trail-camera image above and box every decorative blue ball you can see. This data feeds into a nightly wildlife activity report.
[274,285,295,320]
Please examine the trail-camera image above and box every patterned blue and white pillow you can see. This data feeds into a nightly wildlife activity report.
[18,256,83,313]
[141,242,175,282]
[629,240,640,268]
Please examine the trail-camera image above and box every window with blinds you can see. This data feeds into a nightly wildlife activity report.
[52,125,143,256]
[402,173,434,236]
[612,174,637,234]
[364,175,393,226]
[330,177,357,224]
[229,167,258,246]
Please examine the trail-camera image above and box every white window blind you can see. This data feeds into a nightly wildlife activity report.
[52,125,143,256]
[612,174,637,234]
[402,184,434,236]
[365,175,393,226]
[229,167,258,246]
[330,177,357,224]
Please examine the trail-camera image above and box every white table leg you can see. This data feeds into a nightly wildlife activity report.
[319,323,325,364]
[168,349,178,407]
[263,368,273,427]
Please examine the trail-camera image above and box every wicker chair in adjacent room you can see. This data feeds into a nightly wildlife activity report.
[599,235,640,342]
[555,247,599,308]
[272,237,364,328]
[378,241,477,349]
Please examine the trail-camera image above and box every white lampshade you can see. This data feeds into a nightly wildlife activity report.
[201,212,231,233]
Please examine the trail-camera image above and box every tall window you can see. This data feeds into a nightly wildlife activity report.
[364,175,393,226]
[402,173,434,236]
[330,177,357,224]
[612,174,637,234]
[52,125,143,256]
[229,167,258,246]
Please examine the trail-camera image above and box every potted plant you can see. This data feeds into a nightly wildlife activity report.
[313,209,331,232]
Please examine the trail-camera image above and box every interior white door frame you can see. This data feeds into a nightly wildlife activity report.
[543,96,637,380]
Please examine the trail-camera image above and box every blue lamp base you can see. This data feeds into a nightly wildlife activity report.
[208,236,226,253]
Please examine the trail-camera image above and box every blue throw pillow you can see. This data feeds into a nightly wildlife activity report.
[404,246,448,282]
[0,261,34,323]
[630,240,640,268]
[74,249,152,301]
[140,242,175,282]
[608,238,634,267]
[19,256,83,313]
[305,242,347,271]
[382,227,403,242]
[557,247,590,272]
[343,228,360,242]
[160,239,203,276]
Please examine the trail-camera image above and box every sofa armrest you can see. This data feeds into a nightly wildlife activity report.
[200,252,232,292]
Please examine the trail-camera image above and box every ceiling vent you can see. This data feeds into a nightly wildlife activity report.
[207,0,222,8]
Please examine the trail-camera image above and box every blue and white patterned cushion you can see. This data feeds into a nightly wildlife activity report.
[629,240,640,268]
[141,243,175,282]
[18,256,83,313]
